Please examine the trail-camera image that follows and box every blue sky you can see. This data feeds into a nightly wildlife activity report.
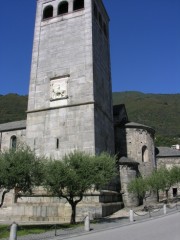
[0,0,179,95]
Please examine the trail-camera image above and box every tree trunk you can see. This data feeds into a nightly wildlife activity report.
[67,194,83,225]
[157,190,159,202]
[166,189,169,202]
[70,202,76,224]
[0,190,9,208]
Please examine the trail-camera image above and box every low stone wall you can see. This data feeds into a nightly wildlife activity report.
[0,191,123,223]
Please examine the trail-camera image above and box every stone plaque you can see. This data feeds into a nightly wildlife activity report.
[50,77,68,101]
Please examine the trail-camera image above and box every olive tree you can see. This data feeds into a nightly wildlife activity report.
[43,151,117,224]
[0,146,43,206]
[146,168,168,202]
[147,167,180,202]
[128,176,149,203]
[169,166,180,185]
[128,166,180,204]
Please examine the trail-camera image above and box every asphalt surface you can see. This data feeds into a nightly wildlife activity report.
[64,212,180,240]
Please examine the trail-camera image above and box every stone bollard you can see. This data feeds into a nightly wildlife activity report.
[163,204,167,215]
[84,213,90,231]
[129,209,134,222]
[9,222,17,240]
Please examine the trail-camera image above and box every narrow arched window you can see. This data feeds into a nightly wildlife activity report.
[11,136,17,150]
[73,0,84,11]
[142,146,148,163]
[43,5,53,20]
[103,22,108,37]
[58,1,68,15]
[56,138,59,149]
[98,13,103,28]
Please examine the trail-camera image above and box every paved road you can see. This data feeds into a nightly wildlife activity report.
[65,212,180,240]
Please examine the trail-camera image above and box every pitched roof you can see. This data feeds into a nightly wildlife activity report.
[124,122,155,134]
[156,147,180,158]
[119,156,139,165]
[0,120,26,132]
[113,104,129,125]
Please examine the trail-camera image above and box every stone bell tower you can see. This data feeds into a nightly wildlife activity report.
[26,0,114,158]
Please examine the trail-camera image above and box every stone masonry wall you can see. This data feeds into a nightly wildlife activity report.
[28,0,93,112]
[0,189,122,222]
[92,0,114,154]
[157,157,180,200]
[26,0,115,157]
[117,127,155,178]
[0,129,26,150]
[26,104,95,158]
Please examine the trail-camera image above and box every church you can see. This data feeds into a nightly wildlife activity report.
[0,0,179,222]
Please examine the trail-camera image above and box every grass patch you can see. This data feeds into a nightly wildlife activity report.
[0,223,83,239]
[0,225,9,239]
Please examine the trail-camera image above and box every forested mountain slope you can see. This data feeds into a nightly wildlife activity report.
[113,91,180,136]
[0,92,179,146]
[0,94,28,124]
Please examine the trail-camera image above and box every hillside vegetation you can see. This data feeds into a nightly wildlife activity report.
[113,91,180,146]
[0,94,28,124]
[0,92,179,146]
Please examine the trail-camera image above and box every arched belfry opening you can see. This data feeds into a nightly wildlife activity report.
[58,1,68,15]
[142,145,148,163]
[43,5,53,20]
[10,135,17,150]
[73,0,84,11]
